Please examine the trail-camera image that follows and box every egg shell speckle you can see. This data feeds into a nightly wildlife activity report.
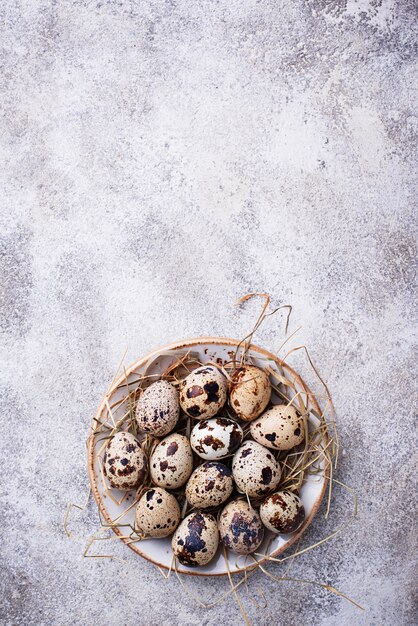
[229,365,271,421]
[185,462,234,508]
[136,380,179,436]
[250,404,305,450]
[135,488,180,538]
[103,432,146,491]
[172,512,219,567]
[219,500,264,555]
[260,491,305,534]
[190,417,243,460]
[150,433,193,489]
[179,365,227,419]
[232,440,281,497]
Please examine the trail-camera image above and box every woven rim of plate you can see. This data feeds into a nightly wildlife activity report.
[87,337,330,577]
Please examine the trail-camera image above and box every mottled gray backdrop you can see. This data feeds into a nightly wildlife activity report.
[1,1,417,625]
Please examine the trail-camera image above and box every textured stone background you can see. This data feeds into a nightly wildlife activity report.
[1,1,417,624]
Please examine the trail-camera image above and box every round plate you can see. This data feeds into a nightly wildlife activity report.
[87,337,329,576]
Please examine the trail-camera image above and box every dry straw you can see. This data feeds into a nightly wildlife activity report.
[65,293,363,620]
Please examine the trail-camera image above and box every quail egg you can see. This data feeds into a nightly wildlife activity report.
[190,417,243,460]
[150,433,193,489]
[250,404,305,450]
[260,491,305,534]
[136,380,179,436]
[219,500,264,555]
[185,462,234,509]
[135,487,180,538]
[232,440,281,497]
[103,431,146,490]
[229,365,271,421]
[179,365,227,419]
[172,512,219,566]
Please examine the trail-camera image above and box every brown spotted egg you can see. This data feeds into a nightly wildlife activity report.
[250,404,305,450]
[229,365,271,421]
[136,380,179,436]
[219,500,264,555]
[232,440,281,497]
[172,512,219,566]
[179,365,227,419]
[190,417,243,460]
[135,487,180,538]
[103,431,146,490]
[150,433,193,489]
[185,462,234,508]
[260,491,305,534]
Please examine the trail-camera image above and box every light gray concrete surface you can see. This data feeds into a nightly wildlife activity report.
[1,1,417,625]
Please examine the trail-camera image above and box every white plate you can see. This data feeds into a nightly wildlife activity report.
[87,337,328,576]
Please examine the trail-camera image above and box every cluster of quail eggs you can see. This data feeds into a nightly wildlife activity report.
[103,363,307,568]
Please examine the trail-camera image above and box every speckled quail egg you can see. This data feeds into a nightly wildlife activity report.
[135,487,180,538]
[190,417,243,460]
[219,500,264,555]
[250,404,305,450]
[185,462,234,509]
[260,491,305,534]
[179,365,228,419]
[103,431,146,490]
[150,433,193,489]
[172,512,219,566]
[229,365,271,422]
[136,380,179,436]
[232,440,281,497]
